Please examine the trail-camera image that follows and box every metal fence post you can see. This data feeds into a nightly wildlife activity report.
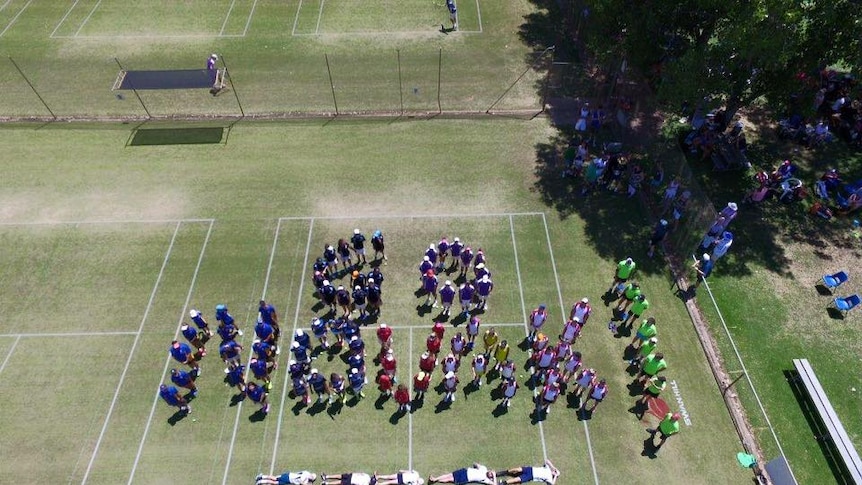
[397,49,404,116]
[324,53,339,116]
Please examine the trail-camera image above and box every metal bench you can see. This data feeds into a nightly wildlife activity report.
[792,358,862,484]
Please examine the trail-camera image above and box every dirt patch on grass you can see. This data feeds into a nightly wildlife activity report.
[0,187,190,223]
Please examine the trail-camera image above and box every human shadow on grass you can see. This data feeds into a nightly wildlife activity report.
[327,401,344,418]
[492,402,509,417]
[249,409,268,422]
[307,400,327,416]
[416,304,433,317]
[167,410,190,426]
[291,401,307,416]
[629,401,648,420]
[389,409,407,424]
[434,399,453,414]
[311,301,325,313]
[375,393,390,410]
[626,381,644,397]
[566,392,581,410]
[229,393,245,407]
[641,436,660,459]
[463,381,480,398]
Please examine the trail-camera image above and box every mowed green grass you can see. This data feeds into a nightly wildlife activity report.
[0,120,752,484]
[0,0,539,118]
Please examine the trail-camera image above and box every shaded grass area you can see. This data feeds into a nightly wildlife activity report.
[129,127,226,146]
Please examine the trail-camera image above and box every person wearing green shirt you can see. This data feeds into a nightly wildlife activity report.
[630,317,657,350]
[607,257,636,294]
[623,294,650,328]
[637,352,667,384]
[616,281,641,312]
[647,412,681,449]
[628,337,658,366]
[638,375,667,405]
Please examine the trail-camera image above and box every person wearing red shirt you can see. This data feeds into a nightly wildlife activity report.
[426,333,441,356]
[431,322,445,340]
[377,323,393,360]
[419,351,437,374]
[413,371,431,401]
[377,372,393,397]
[381,349,398,383]
[394,384,411,413]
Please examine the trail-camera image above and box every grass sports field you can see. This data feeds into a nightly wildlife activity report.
[0,1,801,484]
[0,121,751,484]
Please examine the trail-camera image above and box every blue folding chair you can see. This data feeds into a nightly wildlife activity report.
[821,270,849,293]
[830,294,861,316]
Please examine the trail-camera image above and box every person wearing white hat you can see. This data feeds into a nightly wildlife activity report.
[608,257,636,294]
[323,244,338,273]
[419,255,434,281]
[188,309,212,342]
[350,228,367,264]
[690,253,714,291]
[476,274,493,310]
[449,237,464,271]
[439,280,456,316]
[437,236,450,272]
[718,201,739,226]
[442,370,459,402]
[569,298,592,326]
[425,243,439,268]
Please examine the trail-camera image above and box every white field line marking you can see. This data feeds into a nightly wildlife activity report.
[50,0,81,38]
[475,0,482,33]
[0,335,21,375]
[268,218,314,474]
[52,33,245,39]
[127,220,214,485]
[222,218,284,485]
[0,0,14,13]
[292,29,482,37]
[73,0,101,37]
[407,326,414,470]
[510,215,548,462]
[277,212,544,221]
[541,212,599,484]
[701,277,797,483]
[0,0,32,37]
[80,221,181,485]
[241,0,258,36]
[290,0,303,36]
[314,0,324,35]
[0,218,214,226]
[219,0,237,36]
[0,331,140,338]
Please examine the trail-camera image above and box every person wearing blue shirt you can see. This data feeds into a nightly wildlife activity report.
[348,367,366,398]
[323,245,338,274]
[292,375,310,405]
[291,340,310,364]
[258,299,280,340]
[294,329,311,349]
[217,321,239,342]
[226,361,247,392]
[308,368,329,403]
[347,352,365,374]
[256,321,275,344]
[690,253,714,292]
[320,280,337,313]
[371,230,387,263]
[351,229,368,265]
[343,319,361,341]
[181,323,206,356]
[329,317,346,347]
[348,335,365,356]
[189,309,212,342]
[288,359,307,380]
[329,372,346,404]
[368,267,384,287]
[419,257,434,281]
[170,368,198,397]
[425,244,438,266]
[366,280,382,316]
[253,340,275,362]
[170,340,200,375]
[250,357,274,390]
[216,304,243,336]
[352,286,368,319]
[446,0,458,31]
[311,317,330,350]
[245,381,270,413]
[220,340,243,369]
[159,384,190,413]
[313,257,328,276]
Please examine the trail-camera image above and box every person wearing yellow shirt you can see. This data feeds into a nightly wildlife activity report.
[482,327,499,360]
[493,340,511,371]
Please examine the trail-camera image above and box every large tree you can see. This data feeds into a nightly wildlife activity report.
[582,0,862,119]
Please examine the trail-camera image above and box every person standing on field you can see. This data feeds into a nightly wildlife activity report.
[351,229,368,265]
[445,0,458,31]
[608,257,636,294]
[527,304,548,343]
[647,412,681,450]
[371,230,387,263]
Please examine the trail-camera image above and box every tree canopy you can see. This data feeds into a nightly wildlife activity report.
[581,0,862,116]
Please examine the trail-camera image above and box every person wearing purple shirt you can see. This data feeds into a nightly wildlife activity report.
[450,237,463,270]
[474,263,491,282]
[440,280,456,316]
[189,309,212,342]
[170,368,197,396]
[423,269,439,307]
[226,361,246,392]
[476,275,494,310]
[459,282,475,316]
[253,340,275,362]
[425,243,438,266]
[474,248,486,269]
[419,256,434,280]
[256,321,275,345]
[437,237,450,271]
[459,246,474,277]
